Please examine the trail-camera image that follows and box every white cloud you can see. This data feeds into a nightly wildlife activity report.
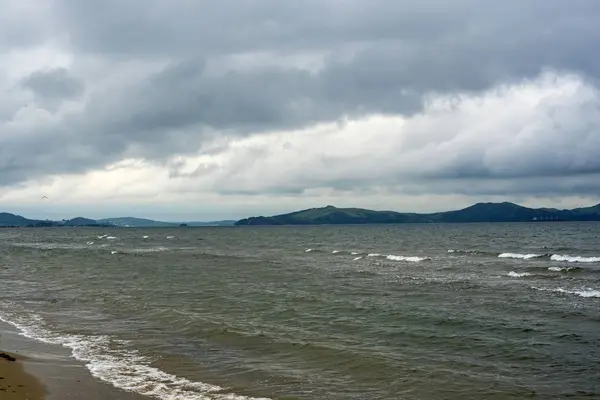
[179,70,600,195]
[1,70,599,220]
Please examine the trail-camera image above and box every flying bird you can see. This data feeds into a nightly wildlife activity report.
[41,196,48,200]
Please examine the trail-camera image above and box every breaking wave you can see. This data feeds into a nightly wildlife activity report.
[507,271,532,278]
[548,266,579,272]
[532,287,600,298]
[0,307,270,400]
[385,255,430,262]
[498,253,544,260]
[550,255,600,263]
[497,253,599,264]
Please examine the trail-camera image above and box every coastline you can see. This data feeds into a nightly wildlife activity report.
[0,320,146,400]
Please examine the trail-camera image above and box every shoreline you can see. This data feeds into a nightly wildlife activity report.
[0,321,146,400]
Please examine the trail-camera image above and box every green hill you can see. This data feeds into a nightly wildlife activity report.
[0,212,37,227]
[97,217,180,227]
[234,202,600,225]
[97,217,236,227]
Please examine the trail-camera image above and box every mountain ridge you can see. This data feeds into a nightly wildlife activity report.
[0,212,236,227]
[2,202,599,227]
[234,202,600,225]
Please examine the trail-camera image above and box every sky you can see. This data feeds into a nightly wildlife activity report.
[1,0,600,222]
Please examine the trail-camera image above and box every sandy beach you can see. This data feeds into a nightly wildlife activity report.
[0,351,45,399]
[0,321,146,400]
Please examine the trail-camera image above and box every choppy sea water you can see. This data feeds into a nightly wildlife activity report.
[0,223,599,399]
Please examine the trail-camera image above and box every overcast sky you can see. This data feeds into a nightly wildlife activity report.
[1,0,600,221]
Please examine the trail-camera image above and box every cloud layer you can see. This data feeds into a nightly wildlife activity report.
[1,0,600,219]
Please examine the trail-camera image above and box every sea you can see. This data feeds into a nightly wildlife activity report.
[0,222,599,399]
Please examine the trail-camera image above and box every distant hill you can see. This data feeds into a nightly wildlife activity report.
[0,212,37,227]
[62,217,113,227]
[97,217,180,227]
[0,213,235,228]
[234,202,600,225]
[186,220,237,227]
[97,217,236,227]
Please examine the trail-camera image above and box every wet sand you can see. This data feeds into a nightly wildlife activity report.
[1,321,146,400]
[0,351,45,399]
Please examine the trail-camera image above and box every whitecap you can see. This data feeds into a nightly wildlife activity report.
[548,266,576,272]
[550,254,600,263]
[532,287,600,298]
[386,255,429,262]
[498,253,541,260]
[507,271,532,278]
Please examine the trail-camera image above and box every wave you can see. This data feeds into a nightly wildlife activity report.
[496,253,599,264]
[532,287,600,298]
[447,249,489,255]
[365,253,429,262]
[385,255,430,262]
[120,247,170,254]
[548,266,580,272]
[550,254,600,263]
[498,253,544,260]
[507,271,532,278]
[305,249,430,262]
[0,308,270,400]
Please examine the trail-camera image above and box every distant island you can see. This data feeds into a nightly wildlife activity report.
[0,213,236,228]
[234,202,600,225]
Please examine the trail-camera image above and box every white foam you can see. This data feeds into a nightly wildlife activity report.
[110,251,118,255]
[124,247,170,254]
[305,248,313,253]
[352,256,362,261]
[0,309,270,400]
[386,255,429,262]
[447,249,456,253]
[166,236,175,239]
[367,253,381,257]
[350,252,360,255]
[548,266,576,272]
[532,287,600,298]
[507,271,532,278]
[86,241,95,245]
[143,235,149,239]
[550,254,600,263]
[498,253,541,260]
[106,236,118,240]
[332,250,341,254]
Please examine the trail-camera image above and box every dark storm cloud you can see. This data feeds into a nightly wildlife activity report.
[2,0,600,193]
[49,0,600,138]
[20,68,84,111]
